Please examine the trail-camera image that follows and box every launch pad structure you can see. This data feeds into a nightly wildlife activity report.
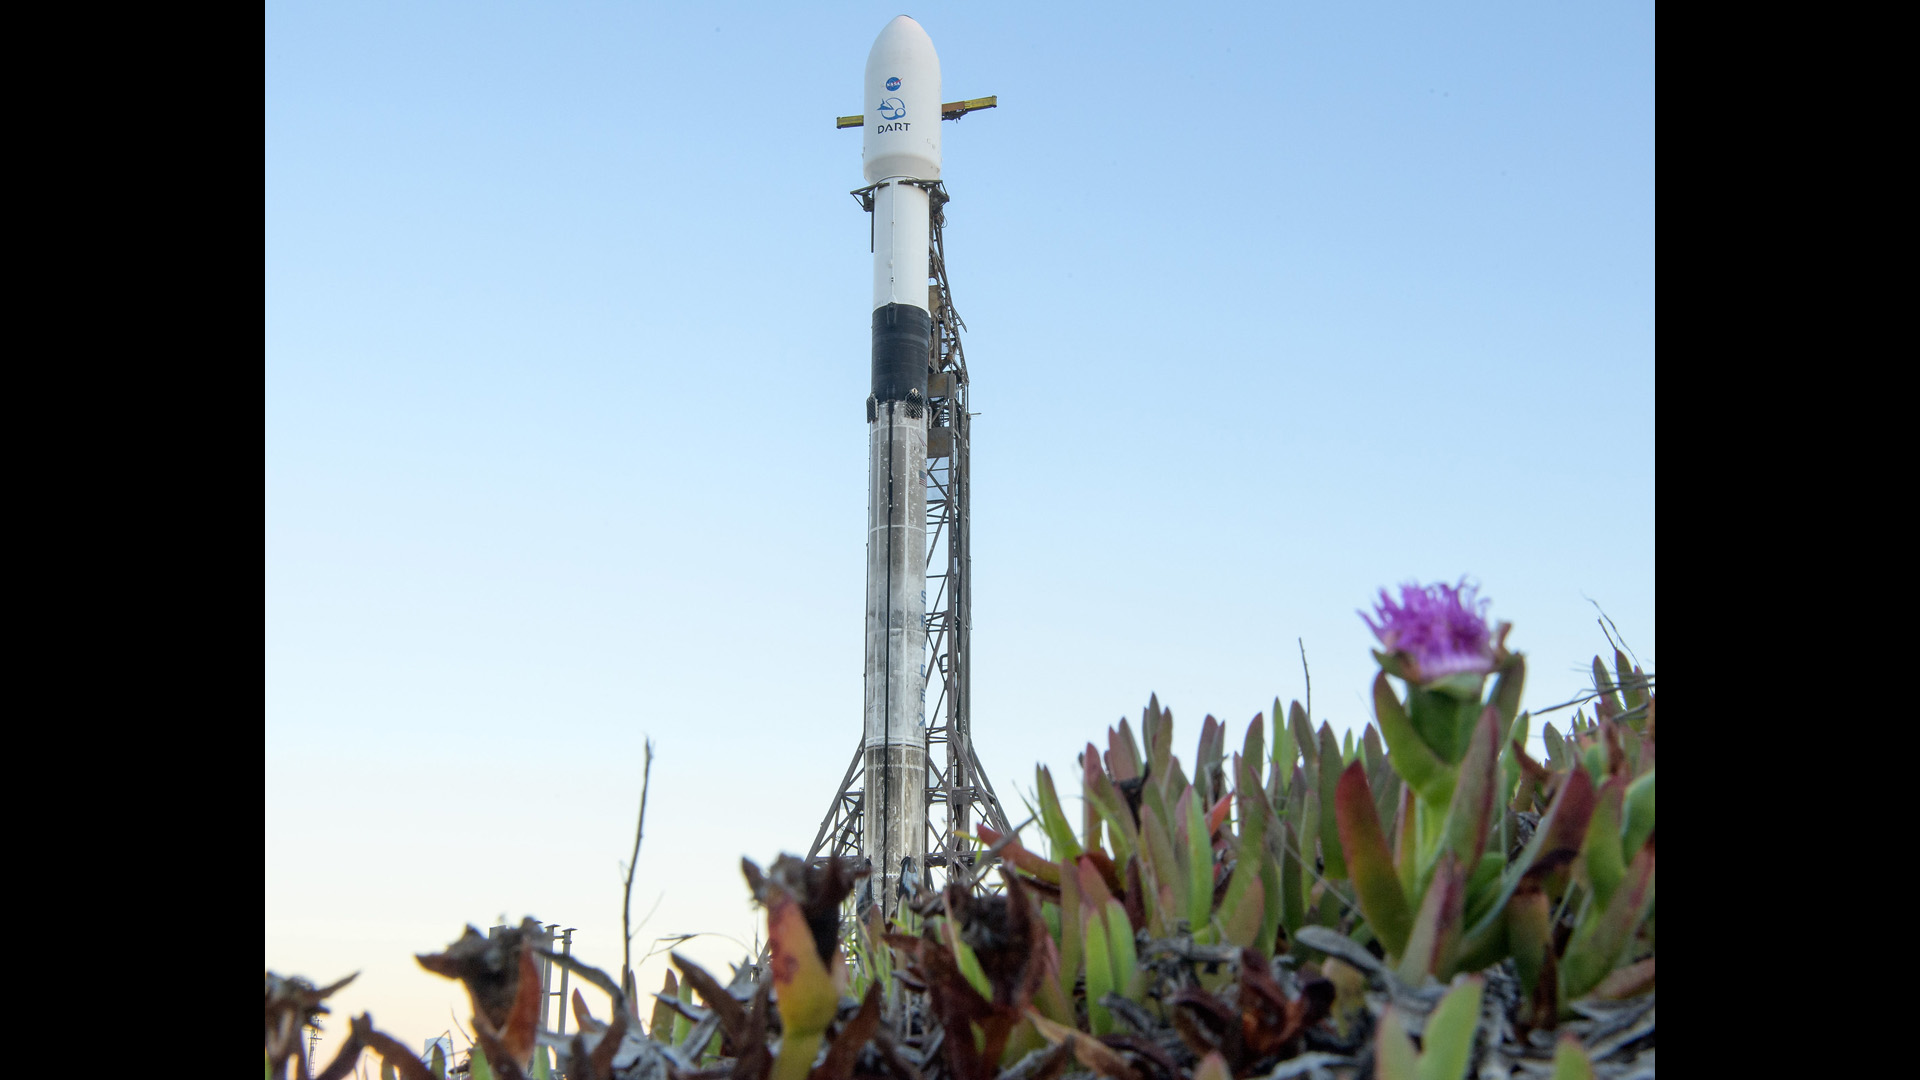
[805,177,1013,903]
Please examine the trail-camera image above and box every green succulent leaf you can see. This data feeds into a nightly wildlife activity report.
[1622,770,1654,861]
[1256,853,1284,955]
[1561,835,1655,1000]
[1552,1036,1597,1080]
[1417,976,1485,1080]
[1036,766,1083,862]
[1375,673,1454,808]
[1542,725,1568,770]
[1082,897,1115,1034]
[1582,778,1627,909]
[1182,786,1213,934]
[1102,898,1138,1002]
[1279,819,1308,937]
[1272,698,1298,797]
[1374,1008,1421,1080]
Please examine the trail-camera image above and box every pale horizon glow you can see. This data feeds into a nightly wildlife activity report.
[265,2,1655,1068]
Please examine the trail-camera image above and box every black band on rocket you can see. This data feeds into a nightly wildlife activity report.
[871,303,931,403]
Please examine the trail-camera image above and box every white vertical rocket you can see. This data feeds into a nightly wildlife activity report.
[861,15,941,912]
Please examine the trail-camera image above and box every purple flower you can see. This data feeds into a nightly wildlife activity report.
[1362,580,1497,682]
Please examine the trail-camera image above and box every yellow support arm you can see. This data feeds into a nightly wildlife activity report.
[835,96,998,129]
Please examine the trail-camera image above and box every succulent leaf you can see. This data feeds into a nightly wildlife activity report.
[1397,851,1465,983]
[1374,1008,1421,1080]
[1416,976,1484,1080]
[1316,724,1349,880]
[1560,835,1655,1001]
[1037,767,1083,862]
[1581,778,1626,909]
[1622,770,1654,861]
[1551,1035,1596,1080]
[1334,760,1412,959]
[1375,673,1455,808]
[1441,706,1500,873]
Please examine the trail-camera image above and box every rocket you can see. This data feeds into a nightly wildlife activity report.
[861,15,942,913]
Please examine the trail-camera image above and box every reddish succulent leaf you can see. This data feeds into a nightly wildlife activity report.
[1077,854,1119,914]
[1078,849,1125,899]
[1395,851,1464,983]
[919,937,1001,1080]
[471,1011,531,1080]
[1442,705,1501,872]
[1207,793,1233,839]
[673,954,748,1042]
[1334,761,1412,959]
[500,944,542,1065]
[1085,746,1141,866]
[1590,957,1655,1000]
[1510,741,1552,801]
[978,826,1063,886]
[1507,881,1552,1013]
[1107,722,1142,782]
[1196,715,1226,805]
[1238,948,1333,1061]
[1027,1011,1144,1080]
[1123,856,1148,933]
[571,988,602,1033]
[356,1019,437,1080]
[1242,714,1266,785]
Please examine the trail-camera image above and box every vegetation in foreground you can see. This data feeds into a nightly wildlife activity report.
[268,582,1654,1080]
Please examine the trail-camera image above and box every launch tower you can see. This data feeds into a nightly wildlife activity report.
[807,16,1011,918]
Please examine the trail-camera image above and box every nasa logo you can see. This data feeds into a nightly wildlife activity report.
[885,76,901,91]
[876,97,907,121]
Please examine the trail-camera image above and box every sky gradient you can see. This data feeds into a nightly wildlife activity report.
[265,2,1654,1067]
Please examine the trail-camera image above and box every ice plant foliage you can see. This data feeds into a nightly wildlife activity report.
[1362,580,1499,683]
[267,586,1653,1080]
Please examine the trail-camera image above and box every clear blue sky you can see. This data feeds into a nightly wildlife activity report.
[265,1,1653,1064]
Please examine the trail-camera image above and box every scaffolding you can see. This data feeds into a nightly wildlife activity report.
[807,182,1012,895]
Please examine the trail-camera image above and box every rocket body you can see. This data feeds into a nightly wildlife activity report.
[861,15,940,912]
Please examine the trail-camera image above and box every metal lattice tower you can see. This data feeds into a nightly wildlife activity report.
[808,182,1011,896]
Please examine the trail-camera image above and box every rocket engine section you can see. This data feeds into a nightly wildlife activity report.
[861,15,941,916]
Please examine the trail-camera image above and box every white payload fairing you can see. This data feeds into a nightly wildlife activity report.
[860,15,941,913]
